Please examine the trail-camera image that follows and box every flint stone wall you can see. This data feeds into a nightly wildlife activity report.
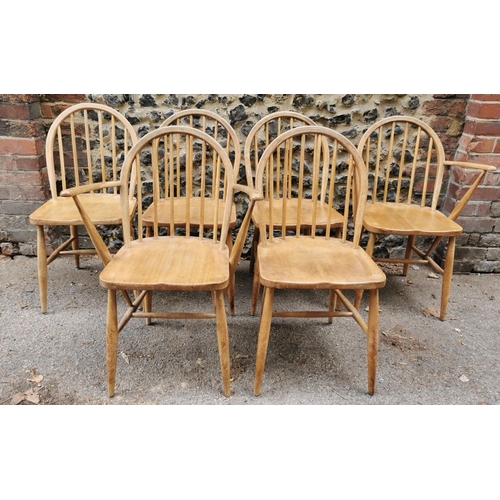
[1,93,498,272]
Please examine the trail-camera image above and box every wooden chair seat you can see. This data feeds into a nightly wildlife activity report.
[142,198,237,229]
[100,237,230,290]
[253,199,344,231]
[258,237,386,290]
[364,203,462,236]
[30,194,136,226]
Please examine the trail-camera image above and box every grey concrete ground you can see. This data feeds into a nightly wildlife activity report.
[1,253,499,405]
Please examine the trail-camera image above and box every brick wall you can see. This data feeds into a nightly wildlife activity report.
[443,94,500,272]
[0,95,45,256]
[1,93,499,271]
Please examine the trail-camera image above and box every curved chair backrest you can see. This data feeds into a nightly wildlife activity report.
[244,111,316,189]
[357,116,446,211]
[161,109,241,178]
[254,125,368,248]
[45,102,138,200]
[119,126,236,250]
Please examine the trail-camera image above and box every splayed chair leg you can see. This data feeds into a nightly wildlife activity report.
[440,236,456,321]
[367,289,379,396]
[36,225,48,313]
[254,287,274,396]
[106,289,119,397]
[214,289,231,397]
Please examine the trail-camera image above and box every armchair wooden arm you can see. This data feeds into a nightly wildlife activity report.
[229,184,263,273]
[60,181,124,266]
[443,161,497,221]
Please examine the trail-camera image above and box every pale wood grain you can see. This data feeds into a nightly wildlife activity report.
[29,103,138,313]
[358,116,495,321]
[252,126,385,396]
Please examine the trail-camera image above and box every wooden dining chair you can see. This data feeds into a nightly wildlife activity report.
[29,103,138,313]
[357,115,496,321]
[252,126,386,397]
[61,126,261,398]
[243,111,318,314]
[158,109,242,314]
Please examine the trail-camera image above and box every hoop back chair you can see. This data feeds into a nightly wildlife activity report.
[62,126,260,398]
[252,126,386,396]
[243,111,320,312]
[29,103,138,313]
[357,116,496,320]
[158,109,242,314]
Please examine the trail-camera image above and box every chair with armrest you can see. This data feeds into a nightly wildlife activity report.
[29,102,138,313]
[62,126,261,398]
[252,125,386,396]
[357,115,496,321]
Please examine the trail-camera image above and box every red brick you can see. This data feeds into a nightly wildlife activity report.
[20,184,47,201]
[467,101,500,120]
[450,167,484,185]
[41,94,86,104]
[471,94,500,102]
[472,121,500,136]
[422,98,468,117]
[0,104,30,120]
[468,185,500,201]
[0,137,38,155]
[0,170,41,185]
[467,138,496,153]
[0,94,39,104]
[463,120,478,135]
[40,103,53,119]
[456,216,496,233]
[455,201,492,217]
[485,171,500,185]
[466,153,500,167]
[0,156,16,171]
[15,157,42,171]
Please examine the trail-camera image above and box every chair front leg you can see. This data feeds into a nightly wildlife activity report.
[106,289,119,397]
[367,289,379,396]
[36,225,48,313]
[254,287,275,396]
[440,236,456,321]
[213,289,231,397]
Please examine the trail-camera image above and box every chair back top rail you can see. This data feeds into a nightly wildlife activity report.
[244,111,316,189]
[45,103,138,200]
